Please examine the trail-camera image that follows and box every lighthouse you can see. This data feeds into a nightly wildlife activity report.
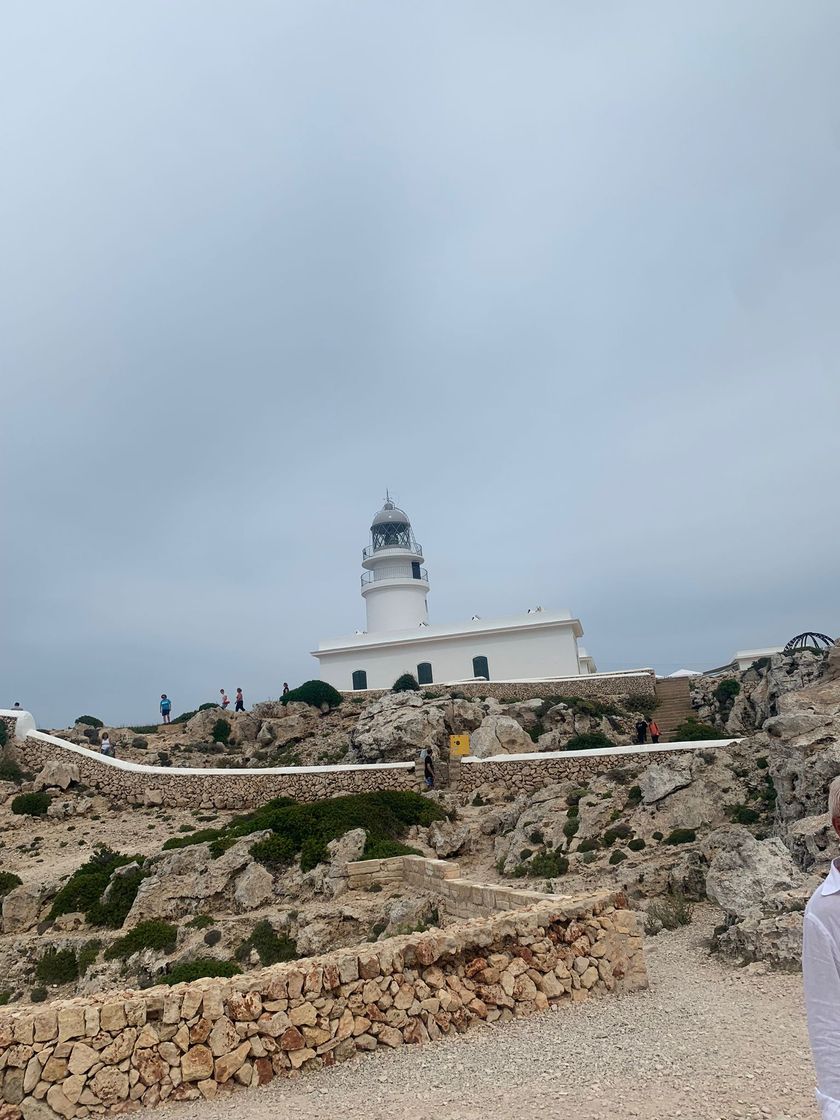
[361,499,430,632]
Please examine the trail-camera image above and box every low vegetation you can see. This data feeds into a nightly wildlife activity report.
[104,921,178,960]
[11,792,50,817]
[392,673,420,692]
[645,890,694,933]
[671,718,723,742]
[237,919,299,965]
[0,754,22,784]
[76,715,104,728]
[50,847,145,927]
[280,680,343,710]
[211,719,231,746]
[564,731,614,752]
[0,872,22,897]
[163,959,241,985]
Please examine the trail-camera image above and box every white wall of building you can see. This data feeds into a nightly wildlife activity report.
[362,580,429,632]
[314,616,583,690]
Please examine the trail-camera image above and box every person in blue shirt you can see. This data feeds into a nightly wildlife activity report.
[160,694,172,724]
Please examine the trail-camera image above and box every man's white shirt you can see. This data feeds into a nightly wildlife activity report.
[804,858,840,1119]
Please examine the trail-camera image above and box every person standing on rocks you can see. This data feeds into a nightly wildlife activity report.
[220,689,230,710]
[424,751,435,790]
[282,682,290,696]
[635,718,648,744]
[235,687,245,712]
[803,775,840,1117]
[159,694,172,724]
[649,718,661,744]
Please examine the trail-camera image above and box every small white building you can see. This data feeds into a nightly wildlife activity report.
[312,500,596,691]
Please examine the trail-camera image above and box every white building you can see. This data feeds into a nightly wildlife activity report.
[312,500,596,690]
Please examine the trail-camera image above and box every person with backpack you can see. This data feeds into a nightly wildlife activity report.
[235,687,245,712]
[160,694,172,724]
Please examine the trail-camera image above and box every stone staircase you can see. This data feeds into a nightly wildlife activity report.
[654,676,695,741]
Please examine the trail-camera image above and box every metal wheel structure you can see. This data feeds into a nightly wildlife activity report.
[783,631,835,652]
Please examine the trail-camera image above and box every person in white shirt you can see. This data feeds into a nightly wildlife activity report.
[803,774,840,1118]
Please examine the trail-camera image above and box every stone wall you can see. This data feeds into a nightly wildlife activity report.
[0,893,645,1118]
[453,741,732,796]
[14,734,417,810]
[347,854,561,920]
[345,670,657,705]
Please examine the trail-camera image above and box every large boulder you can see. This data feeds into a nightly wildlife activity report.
[469,715,532,759]
[2,884,43,933]
[427,819,471,857]
[351,692,445,763]
[34,760,80,791]
[233,863,274,910]
[638,758,693,804]
[704,827,802,921]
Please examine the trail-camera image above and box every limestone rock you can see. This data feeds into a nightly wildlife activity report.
[2,884,42,934]
[638,758,693,804]
[704,827,802,920]
[427,819,470,857]
[351,692,446,763]
[181,1045,214,1082]
[34,761,80,791]
[469,715,532,759]
[233,863,274,911]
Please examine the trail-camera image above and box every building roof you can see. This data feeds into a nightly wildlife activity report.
[371,500,410,527]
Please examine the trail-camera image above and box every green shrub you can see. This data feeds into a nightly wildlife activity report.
[671,719,722,742]
[105,921,178,960]
[603,823,633,847]
[0,723,6,748]
[280,681,342,710]
[392,674,420,693]
[608,850,627,865]
[0,872,22,897]
[50,847,144,926]
[645,890,694,933]
[519,848,533,862]
[663,828,696,845]
[237,919,298,966]
[472,793,485,807]
[577,838,599,853]
[164,959,241,985]
[628,838,646,852]
[528,829,544,845]
[756,757,768,769]
[249,834,296,869]
[566,788,588,806]
[188,914,212,929]
[11,792,50,817]
[0,754,23,783]
[714,679,741,707]
[728,804,760,825]
[542,695,621,720]
[201,790,443,873]
[171,710,197,724]
[36,949,78,986]
[77,941,101,976]
[626,785,642,806]
[86,866,145,928]
[198,703,217,712]
[652,831,664,841]
[0,991,11,1006]
[163,829,222,852]
[204,929,221,947]
[564,732,613,752]
[529,851,569,877]
[752,656,771,673]
[76,715,103,728]
[211,719,231,745]
[563,816,580,839]
[127,725,158,736]
[30,988,47,1003]
[581,850,597,864]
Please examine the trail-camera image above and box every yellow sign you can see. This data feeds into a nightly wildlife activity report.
[449,734,470,758]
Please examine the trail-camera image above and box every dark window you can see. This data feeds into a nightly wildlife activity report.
[417,662,433,685]
[472,655,489,680]
[351,670,368,690]
[411,561,421,579]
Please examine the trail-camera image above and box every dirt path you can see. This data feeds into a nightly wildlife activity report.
[143,908,818,1120]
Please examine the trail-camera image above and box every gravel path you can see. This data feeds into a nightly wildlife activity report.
[144,907,817,1120]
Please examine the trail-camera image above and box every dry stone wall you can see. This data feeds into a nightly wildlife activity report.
[348,670,657,705]
[0,892,645,1119]
[13,734,417,810]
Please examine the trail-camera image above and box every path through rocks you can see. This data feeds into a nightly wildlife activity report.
[144,907,817,1120]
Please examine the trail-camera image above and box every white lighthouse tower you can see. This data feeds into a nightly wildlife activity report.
[361,498,430,633]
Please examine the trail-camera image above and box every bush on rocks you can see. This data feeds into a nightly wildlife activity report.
[0,724,6,749]
[11,792,50,816]
[211,719,231,745]
[608,850,627,865]
[0,872,22,897]
[36,949,79,986]
[577,838,600,853]
[603,823,633,847]
[203,928,222,947]
[0,754,23,783]
[714,679,741,707]
[392,673,420,692]
[671,718,722,742]
[728,804,761,825]
[529,851,569,877]
[663,828,696,845]
[50,847,145,926]
[645,890,694,933]
[104,920,178,960]
[628,838,646,851]
[236,919,298,965]
[30,988,48,1003]
[280,680,343,710]
[76,715,103,728]
[565,731,614,752]
[164,958,241,985]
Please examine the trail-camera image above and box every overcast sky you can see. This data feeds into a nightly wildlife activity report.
[2,1,838,728]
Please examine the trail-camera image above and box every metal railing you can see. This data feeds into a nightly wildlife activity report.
[361,567,429,586]
[362,542,423,561]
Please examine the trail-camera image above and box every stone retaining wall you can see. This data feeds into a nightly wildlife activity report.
[453,742,729,796]
[345,670,657,704]
[0,893,645,1118]
[347,854,557,920]
[13,734,417,810]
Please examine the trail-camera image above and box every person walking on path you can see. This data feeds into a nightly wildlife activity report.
[235,687,245,712]
[159,694,172,724]
[635,718,648,745]
[220,689,230,710]
[424,751,435,790]
[803,775,840,1117]
[649,718,661,744]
